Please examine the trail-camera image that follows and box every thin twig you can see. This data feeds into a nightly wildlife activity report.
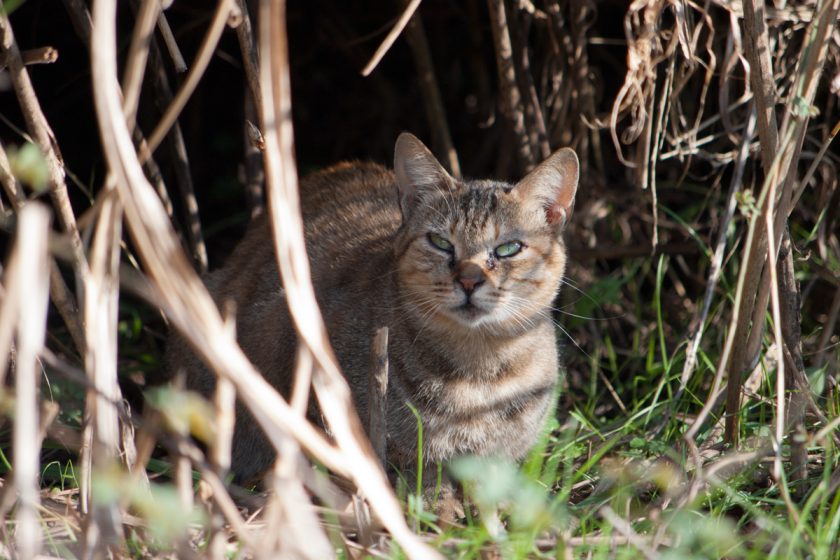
[235,0,263,127]
[361,0,422,76]
[243,100,266,217]
[510,7,550,160]
[157,9,187,73]
[235,0,267,216]
[599,506,660,560]
[122,0,162,129]
[148,38,208,271]
[742,0,779,164]
[142,0,235,161]
[0,46,57,70]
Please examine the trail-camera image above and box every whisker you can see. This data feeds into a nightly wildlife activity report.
[544,306,623,322]
[558,278,600,306]
[504,295,592,359]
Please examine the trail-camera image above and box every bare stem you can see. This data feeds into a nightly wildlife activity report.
[486,0,535,172]
[361,0,422,76]
[258,1,439,557]
[404,10,461,178]
[11,204,51,559]
[142,0,235,160]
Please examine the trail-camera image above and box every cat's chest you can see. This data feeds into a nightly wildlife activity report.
[387,340,558,461]
[407,357,548,411]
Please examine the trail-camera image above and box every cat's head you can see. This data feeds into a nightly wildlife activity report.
[393,133,579,336]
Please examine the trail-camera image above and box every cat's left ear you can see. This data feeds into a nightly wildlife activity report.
[514,148,579,230]
[394,132,456,217]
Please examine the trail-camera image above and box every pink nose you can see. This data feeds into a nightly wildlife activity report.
[455,262,485,294]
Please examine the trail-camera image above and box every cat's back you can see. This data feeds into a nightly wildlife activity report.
[300,162,401,277]
[203,161,399,305]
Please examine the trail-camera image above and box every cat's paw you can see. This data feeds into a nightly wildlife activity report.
[429,482,465,526]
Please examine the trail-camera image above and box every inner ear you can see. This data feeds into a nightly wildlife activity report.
[394,132,455,216]
[514,148,579,229]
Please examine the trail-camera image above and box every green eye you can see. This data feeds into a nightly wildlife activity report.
[494,240,523,258]
[428,232,454,252]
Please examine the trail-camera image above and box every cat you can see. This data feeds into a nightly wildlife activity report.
[165,133,579,492]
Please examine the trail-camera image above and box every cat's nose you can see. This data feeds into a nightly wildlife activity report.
[455,262,486,294]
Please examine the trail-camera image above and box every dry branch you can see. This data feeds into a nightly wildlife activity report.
[147,38,208,272]
[122,0,161,129]
[88,5,438,558]
[723,0,780,445]
[0,45,57,70]
[0,11,87,274]
[683,108,756,442]
[723,0,840,444]
[156,8,187,73]
[369,327,389,466]
[91,0,346,481]
[8,204,52,558]
[257,1,438,557]
[142,0,235,160]
[487,0,536,171]
[509,7,550,160]
[361,0,422,76]
[0,140,86,354]
[235,0,263,127]
[79,185,124,552]
[404,9,461,178]
[235,0,267,216]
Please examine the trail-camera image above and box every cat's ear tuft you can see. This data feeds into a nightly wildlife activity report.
[514,148,579,230]
[394,133,454,216]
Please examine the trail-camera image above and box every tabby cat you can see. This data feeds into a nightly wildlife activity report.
[165,133,579,489]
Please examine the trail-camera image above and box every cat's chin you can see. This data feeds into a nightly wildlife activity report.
[446,302,493,327]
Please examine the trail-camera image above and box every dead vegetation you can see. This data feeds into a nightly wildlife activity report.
[0,0,839,557]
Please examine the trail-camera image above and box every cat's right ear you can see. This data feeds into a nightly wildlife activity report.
[394,133,455,216]
[514,147,579,231]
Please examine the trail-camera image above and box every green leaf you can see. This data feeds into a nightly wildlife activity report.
[8,142,49,193]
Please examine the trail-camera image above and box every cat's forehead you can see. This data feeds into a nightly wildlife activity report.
[421,179,522,236]
[456,181,513,231]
